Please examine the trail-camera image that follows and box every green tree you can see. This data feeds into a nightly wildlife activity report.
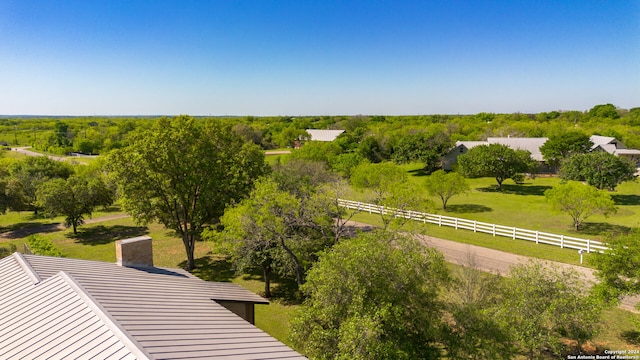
[587,103,620,119]
[7,156,74,214]
[457,144,534,190]
[351,162,431,229]
[544,181,616,231]
[559,151,637,190]
[391,130,452,172]
[26,234,64,257]
[36,175,112,234]
[425,170,469,210]
[290,231,449,359]
[595,230,640,298]
[497,262,605,359]
[539,131,592,169]
[107,116,267,270]
[445,252,514,360]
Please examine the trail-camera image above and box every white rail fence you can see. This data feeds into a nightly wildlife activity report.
[338,199,608,253]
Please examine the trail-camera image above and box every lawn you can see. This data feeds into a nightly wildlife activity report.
[384,163,640,242]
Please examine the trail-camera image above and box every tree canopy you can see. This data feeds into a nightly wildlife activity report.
[290,231,449,359]
[457,144,534,190]
[539,131,592,169]
[544,181,616,231]
[559,151,637,190]
[424,170,469,210]
[107,116,267,270]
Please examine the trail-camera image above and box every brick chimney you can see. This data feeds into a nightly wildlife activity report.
[116,236,153,267]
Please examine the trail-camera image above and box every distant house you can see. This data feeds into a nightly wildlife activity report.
[305,129,345,142]
[443,137,548,171]
[590,135,640,166]
[0,236,305,359]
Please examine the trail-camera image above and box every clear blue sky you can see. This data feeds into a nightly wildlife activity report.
[1,0,638,116]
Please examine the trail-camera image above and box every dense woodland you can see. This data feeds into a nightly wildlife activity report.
[0,103,639,359]
[2,103,639,156]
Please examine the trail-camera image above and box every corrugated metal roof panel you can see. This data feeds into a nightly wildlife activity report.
[0,269,144,360]
[306,129,345,142]
[12,254,306,359]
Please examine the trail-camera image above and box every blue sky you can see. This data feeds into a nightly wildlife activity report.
[1,0,638,116]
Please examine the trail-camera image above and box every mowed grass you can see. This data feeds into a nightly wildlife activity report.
[392,163,640,241]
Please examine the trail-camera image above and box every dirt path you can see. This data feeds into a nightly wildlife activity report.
[0,213,131,240]
[346,220,640,312]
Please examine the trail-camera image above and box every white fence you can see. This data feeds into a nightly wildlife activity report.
[338,199,608,253]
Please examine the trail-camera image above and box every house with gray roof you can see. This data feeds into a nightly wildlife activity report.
[0,236,306,360]
[443,137,548,171]
[590,135,640,166]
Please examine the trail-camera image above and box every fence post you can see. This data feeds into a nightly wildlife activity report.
[438,215,442,226]
[587,239,591,253]
[473,221,477,233]
[512,227,516,240]
[455,218,458,229]
[492,224,496,236]
[560,234,564,248]
[535,230,539,244]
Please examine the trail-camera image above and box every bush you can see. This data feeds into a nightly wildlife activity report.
[26,235,65,257]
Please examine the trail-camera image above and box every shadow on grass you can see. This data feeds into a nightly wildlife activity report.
[407,167,429,177]
[612,194,640,206]
[73,225,148,245]
[96,205,122,213]
[187,254,303,304]
[577,222,632,237]
[621,330,640,345]
[186,255,236,282]
[445,204,493,213]
[0,222,61,239]
[477,184,552,196]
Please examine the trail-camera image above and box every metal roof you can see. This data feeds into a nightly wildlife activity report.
[305,129,345,142]
[0,253,306,360]
[487,137,548,161]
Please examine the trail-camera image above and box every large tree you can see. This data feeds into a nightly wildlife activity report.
[6,156,73,214]
[290,231,450,359]
[36,175,113,234]
[425,170,469,210]
[539,131,592,169]
[107,116,267,270]
[559,151,636,191]
[497,262,605,359]
[595,230,640,298]
[457,144,534,190]
[544,181,616,231]
[391,130,452,173]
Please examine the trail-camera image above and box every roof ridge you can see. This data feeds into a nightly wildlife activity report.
[57,271,153,360]
[12,252,41,284]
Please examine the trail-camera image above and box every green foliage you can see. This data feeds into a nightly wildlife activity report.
[328,152,368,178]
[588,103,620,119]
[107,115,268,270]
[26,234,64,257]
[6,156,74,214]
[424,170,469,209]
[539,130,592,168]
[36,175,112,234]
[544,181,616,231]
[391,129,452,172]
[496,262,606,359]
[595,230,640,298]
[289,141,342,165]
[351,162,431,229]
[290,231,450,359]
[559,151,637,190]
[457,144,534,190]
[0,243,17,258]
